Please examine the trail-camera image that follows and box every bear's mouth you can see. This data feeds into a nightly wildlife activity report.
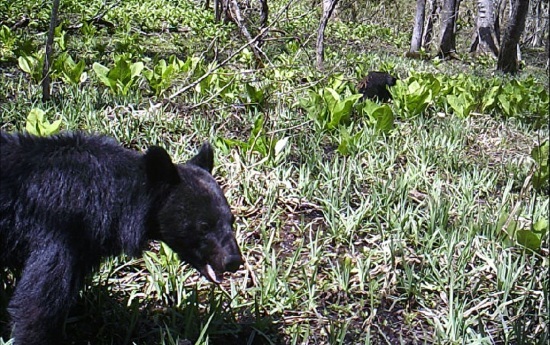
[202,263,223,284]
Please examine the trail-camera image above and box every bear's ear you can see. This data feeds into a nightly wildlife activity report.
[144,146,181,185]
[188,142,214,173]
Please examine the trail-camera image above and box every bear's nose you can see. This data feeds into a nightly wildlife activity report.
[223,255,244,273]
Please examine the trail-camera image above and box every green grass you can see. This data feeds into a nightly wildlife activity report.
[1,0,548,344]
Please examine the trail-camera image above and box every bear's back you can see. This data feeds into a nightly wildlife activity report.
[0,132,142,202]
[0,132,149,266]
[1,132,127,169]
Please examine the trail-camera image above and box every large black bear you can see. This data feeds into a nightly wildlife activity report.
[357,71,398,102]
[0,131,244,345]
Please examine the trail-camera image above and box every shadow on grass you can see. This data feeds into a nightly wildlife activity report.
[0,272,283,345]
[66,281,282,345]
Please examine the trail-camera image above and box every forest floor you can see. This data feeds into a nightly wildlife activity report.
[1,0,549,344]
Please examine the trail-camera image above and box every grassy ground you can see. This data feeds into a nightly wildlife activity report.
[1,0,549,344]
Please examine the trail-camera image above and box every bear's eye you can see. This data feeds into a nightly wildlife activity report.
[197,222,210,234]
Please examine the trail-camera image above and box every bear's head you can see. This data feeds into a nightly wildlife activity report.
[144,143,243,283]
[386,74,397,87]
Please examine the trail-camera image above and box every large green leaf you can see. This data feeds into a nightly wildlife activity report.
[447,93,476,118]
[92,62,115,89]
[18,54,43,82]
[533,218,549,236]
[301,90,326,128]
[370,104,394,133]
[18,55,33,74]
[532,141,549,190]
[130,61,144,79]
[328,94,361,129]
[516,230,542,251]
[362,100,394,133]
[110,59,131,85]
[25,108,61,136]
[481,85,501,113]
[331,95,357,124]
[324,87,340,115]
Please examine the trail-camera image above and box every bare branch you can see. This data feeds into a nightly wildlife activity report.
[148,0,296,112]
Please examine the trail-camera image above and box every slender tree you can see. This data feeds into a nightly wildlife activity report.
[409,0,427,55]
[259,0,268,30]
[316,0,340,70]
[423,0,439,50]
[524,0,549,47]
[470,0,500,57]
[438,0,460,58]
[213,0,221,22]
[42,0,60,102]
[213,0,230,23]
[546,38,549,70]
[497,0,530,73]
[258,0,269,47]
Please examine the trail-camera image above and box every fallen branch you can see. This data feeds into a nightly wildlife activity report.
[228,0,264,67]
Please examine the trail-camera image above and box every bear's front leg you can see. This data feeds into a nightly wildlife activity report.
[7,246,83,345]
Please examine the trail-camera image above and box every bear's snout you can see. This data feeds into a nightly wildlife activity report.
[223,254,244,273]
[220,235,243,273]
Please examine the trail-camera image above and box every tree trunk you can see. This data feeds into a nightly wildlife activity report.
[494,0,502,43]
[257,0,269,47]
[259,0,268,29]
[525,0,548,47]
[423,0,439,50]
[497,0,529,74]
[409,0,427,54]
[42,0,60,102]
[546,37,549,70]
[214,0,221,22]
[438,0,460,58]
[316,0,339,70]
[470,0,500,57]
[215,0,231,23]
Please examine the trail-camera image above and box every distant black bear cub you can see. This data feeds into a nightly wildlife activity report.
[357,71,398,102]
[0,131,243,345]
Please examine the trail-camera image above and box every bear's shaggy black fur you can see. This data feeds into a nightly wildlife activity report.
[0,131,243,345]
[357,71,398,102]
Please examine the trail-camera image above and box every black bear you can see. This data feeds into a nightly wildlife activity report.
[0,131,244,345]
[357,71,398,102]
